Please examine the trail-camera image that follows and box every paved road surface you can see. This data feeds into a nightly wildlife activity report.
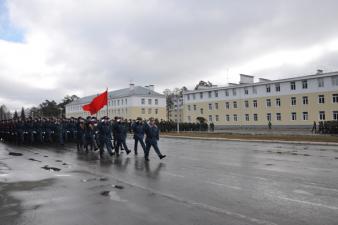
[0,138,337,225]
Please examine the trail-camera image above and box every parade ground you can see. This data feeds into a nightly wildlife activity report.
[1,138,338,225]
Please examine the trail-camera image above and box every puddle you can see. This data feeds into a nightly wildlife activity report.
[41,165,61,172]
[101,190,126,202]
[28,158,42,162]
[9,152,23,156]
[43,156,48,158]
[265,164,274,166]
[81,177,108,182]
[112,184,124,189]
[303,154,311,156]
[55,160,63,162]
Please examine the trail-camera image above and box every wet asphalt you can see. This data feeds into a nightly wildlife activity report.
[0,138,338,225]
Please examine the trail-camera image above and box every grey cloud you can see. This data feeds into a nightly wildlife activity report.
[1,0,338,110]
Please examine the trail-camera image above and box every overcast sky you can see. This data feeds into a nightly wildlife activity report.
[1,0,338,111]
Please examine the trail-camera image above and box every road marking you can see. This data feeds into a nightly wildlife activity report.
[162,172,184,178]
[293,189,313,196]
[206,181,242,190]
[276,196,338,210]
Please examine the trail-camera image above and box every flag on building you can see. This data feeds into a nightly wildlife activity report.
[82,90,108,115]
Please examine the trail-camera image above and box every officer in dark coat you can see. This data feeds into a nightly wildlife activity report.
[76,117,85,151]
[144,117,166,161]
[132,117,146,155]
[97,116,114,157]
[115,117,131,156]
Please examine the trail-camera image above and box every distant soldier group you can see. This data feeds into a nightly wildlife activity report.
[157,120,209,132]
[317,121,338,134]
[0,116,166,161]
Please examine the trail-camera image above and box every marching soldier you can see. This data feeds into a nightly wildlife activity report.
[144,117,166,161]
[132,117,146,155]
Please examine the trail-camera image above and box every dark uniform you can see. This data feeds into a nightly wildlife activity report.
[144,118,166,161]
[132,118,146,155]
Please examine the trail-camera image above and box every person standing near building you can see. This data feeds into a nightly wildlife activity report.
[312,121,317,133]
[144,117,166,161]
[132,117,146,155]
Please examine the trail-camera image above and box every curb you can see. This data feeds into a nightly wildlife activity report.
[161,135,338,146]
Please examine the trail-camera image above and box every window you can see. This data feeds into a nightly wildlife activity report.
[244,88,249,95]
[226,115,230,121]
[188,105,191,111]
[141,98,145,105]
[291,112,297,121]
[209,115,212,122]
[225,102,230,109]
[291,97,296,106]
[148,99,152,105]
[267,113,271,121]
[192,93,196,100]
[233,101,237,108]
[318,78,324,87]
[215,115,219,122]
[302,96,308,105]
[233,114,238,121]
[333,111,338,120]
[155,109,158,114]
[125,99,127,104]
[319,111,325,121]
[200,92,203,99]
[148,108,152,114]
[117,100,120,106]
[302,80,308,89]
[318,95,325,104]
[200,108,204,114]
[208,103,212,110]
[332,76,338,86]
[225,90,229,96]
[155,99,158,105]
[252,86,257,94]
[276,113,281,121]
[275,83,280,92]
[253,100,258,108]
[276,98,281,107]
[290,81,296,90]
[333,94,338,103]
[214,91,218,97]
[121,99,123,105]
[254,114,258,121]
[245,114,249,121]
[208,91,212,98]
[266,99,271,107]
[193,105,197,111]
[232,89,237,96]
[215,103,219,110]
[187,116,191,122]
[303,112,308,120]
[187,95,190,100]
[141,108,145,114]
[266,85,271,93]
[244,101,249,108]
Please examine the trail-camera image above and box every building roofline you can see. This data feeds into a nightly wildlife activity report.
[183,70,338,94]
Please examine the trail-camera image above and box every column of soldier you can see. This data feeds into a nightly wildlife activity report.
[0,116,166,161]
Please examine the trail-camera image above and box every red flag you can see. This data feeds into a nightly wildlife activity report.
[82,90,108,115]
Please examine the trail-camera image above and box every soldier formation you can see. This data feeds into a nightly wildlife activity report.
[0,116,166,161]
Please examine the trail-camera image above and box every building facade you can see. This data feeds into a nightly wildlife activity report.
[182,70,338,128]
[66,84,166,120]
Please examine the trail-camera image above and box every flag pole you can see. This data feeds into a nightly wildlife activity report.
[106,88,109,117]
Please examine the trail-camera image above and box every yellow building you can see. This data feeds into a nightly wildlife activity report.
[65,84,166,120]
[183,70,338,128]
